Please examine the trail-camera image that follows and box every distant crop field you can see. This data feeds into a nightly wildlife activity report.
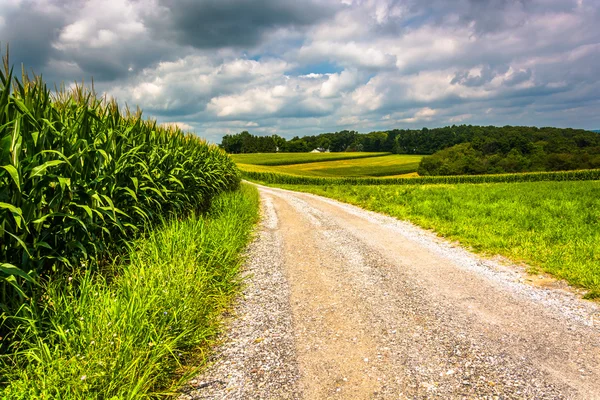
[277,180,600,298]
[238,154,423,177]
[231,152,389,166]
[242,167,600,185]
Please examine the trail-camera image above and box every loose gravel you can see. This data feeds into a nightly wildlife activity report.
[182,184,600,399]
[179,195,300,400]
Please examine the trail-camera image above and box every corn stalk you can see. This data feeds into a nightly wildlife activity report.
[0,52,240,314]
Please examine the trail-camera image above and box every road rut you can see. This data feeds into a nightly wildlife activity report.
[183,184,600,399]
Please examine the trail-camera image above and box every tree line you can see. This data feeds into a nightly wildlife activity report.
[416,126,600,175]
[220,130,384,153]
[220,126,600,175]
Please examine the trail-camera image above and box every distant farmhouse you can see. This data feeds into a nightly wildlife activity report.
[310,147,330,153]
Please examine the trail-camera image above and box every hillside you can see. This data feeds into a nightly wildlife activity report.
[223,126,600,176]
[417,126,600,175]
[236,154,422,177]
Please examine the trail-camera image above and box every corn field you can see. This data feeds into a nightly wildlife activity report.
[0,57,240,307]
[242,168,600,186]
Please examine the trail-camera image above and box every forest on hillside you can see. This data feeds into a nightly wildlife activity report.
[415,126,600,175]
[220,126,600,175]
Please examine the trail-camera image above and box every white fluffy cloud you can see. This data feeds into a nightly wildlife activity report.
[320,69,360,98]
[55,0,147,49]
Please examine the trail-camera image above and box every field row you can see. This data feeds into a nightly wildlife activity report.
[243,168,600,186]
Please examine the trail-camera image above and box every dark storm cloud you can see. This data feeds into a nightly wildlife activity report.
[449,65,530,88]
[66,53,128,82]
[148,0,340,49]
[450,65,508,87]
[504,69,532,86]
[62,40,182,83]
[0,2,65,72]
[366,0,525,36]
[372,0,587,39]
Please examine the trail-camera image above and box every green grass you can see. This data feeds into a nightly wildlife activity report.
[274,181,600,298]
[238,154,422,177]
[231,152,389,166]
[0,184,260,399]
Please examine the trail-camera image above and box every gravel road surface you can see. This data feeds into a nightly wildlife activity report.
[182,184,600,399]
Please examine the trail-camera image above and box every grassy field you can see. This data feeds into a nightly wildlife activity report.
[231,152,389,166]
[1,185,260,399]
[237,154,423,177]
[273,181,600,298]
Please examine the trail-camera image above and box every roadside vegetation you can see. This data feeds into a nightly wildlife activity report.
[2,185,259,399]
[274,181,600,298]
[238,154,422,177]
[0,54,258,397]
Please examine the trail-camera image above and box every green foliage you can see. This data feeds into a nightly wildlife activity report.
[417,127,600,175]
[278,181,600,296]
[222,125,600,158]
[220,131,281,153]
[243,168,600,186]
[0,185,260,399]
[231,152,389,166]
[221,130,363,153]
[0,56,239,327]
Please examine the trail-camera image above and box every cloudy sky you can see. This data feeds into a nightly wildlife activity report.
[1,0,599,141]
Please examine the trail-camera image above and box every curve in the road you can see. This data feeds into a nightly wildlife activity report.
[182,184,600,400]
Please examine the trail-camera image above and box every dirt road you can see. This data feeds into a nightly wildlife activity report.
[182,184,600,399]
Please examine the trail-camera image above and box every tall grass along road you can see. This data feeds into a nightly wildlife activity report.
[0,55,256,398]
[190,184,600,399]
[2,185,260,398]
